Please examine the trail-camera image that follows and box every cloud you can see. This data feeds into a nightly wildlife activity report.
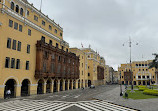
[28,0,158,70]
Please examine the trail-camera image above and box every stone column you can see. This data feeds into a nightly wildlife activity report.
[62,80,65,91]
[57,80,60,92]
[50,80,54,93]
[67,80,70,90]
[43,82,47,94]
[15,84,21,97]
[71,80,73,90]
[0,85,5,98]
[29,84,38,95]
[76,80,78,89]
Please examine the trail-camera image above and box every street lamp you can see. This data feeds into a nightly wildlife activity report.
[120,71,123,96]
[123,37,138,92]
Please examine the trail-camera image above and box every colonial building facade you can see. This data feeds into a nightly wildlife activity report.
[71,48,106,86]
[0,0,80,99]
[118,60,157,85]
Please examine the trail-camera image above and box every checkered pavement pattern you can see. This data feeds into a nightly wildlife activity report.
[0,99,138,111]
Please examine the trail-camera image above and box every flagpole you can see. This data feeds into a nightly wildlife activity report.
[40,0,42,11]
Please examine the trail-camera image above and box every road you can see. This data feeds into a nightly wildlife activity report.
[0,85,139,111]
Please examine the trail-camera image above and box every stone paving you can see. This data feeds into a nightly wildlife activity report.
[94,85,158,111]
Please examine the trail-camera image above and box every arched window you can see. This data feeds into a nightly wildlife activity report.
[11,2,14,10]
[20,8,23,16]
[15,5,19,13]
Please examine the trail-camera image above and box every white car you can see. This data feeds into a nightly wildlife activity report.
[90,85,95,88]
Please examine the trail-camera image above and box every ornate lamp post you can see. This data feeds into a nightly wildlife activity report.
[123,37,138,92]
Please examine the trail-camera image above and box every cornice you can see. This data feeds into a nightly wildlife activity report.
[15,0,63,31]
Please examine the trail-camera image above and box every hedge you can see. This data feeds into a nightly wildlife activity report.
[139,88,148,91]
[143,90,158,96]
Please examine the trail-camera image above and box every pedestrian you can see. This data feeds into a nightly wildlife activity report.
[6,89,11,99]
[125,92,128,99]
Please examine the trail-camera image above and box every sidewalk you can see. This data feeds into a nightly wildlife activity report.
[94,85,158,111]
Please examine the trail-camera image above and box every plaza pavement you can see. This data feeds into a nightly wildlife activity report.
[94,85,158,111]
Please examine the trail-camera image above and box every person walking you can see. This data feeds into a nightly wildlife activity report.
[6,89,11,99]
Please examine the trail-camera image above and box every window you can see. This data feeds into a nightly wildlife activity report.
[82,71,83,75]
[15,5,19,13]
[42,20,45,26]
[139,69,141,71]
[26,61,29,70]
[16,59,20,69]
[139,64,141,66]
[88,66,89,69]
[58,56,61,61]
[82,63,83,67]
[52,54,55,60]
[66,48,68,52]
[143,76,145,78]
[142,64,144,66]
[143,69,144,71]
[19,24,22,32]
[62,46,64,50]
[27,44,30,54]
[11,2,14,10]
[41,36,45,42]
[43,63,47,72]
[49,25,52,30]
[17,41,21,51]
[138,76,141,79]
[146,69,148,71]
[12,40,16,50]
[34,15,38,21]
[88,73,90,76]
[28,29,31,36]
[147,76,149,78]
[51,63,55,73]
[60,33,62,37]
[9,20,13,27]
[153,76,154,78]
[145,64,147,66]
[5,57,10,68]
[55,29,57,33]
[14,22,18,30]
[49,40,52,45]
[20,8,23,16]
[136,64,138,66]
[11,58,15,68]
[27,10,29,16]
[7,38,11,49]
[134,76,135,78]
[57,64,61,73]
[56,43,58,48]
[122,76,123,78]
[68,59,70,63]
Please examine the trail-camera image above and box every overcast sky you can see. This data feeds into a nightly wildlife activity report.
[28,0,158,70]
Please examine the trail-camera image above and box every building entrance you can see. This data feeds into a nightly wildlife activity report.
[21,79,30,96]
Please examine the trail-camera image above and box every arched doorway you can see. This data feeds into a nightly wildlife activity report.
[37,79,44,94]
[143,81,146,85]
[78,80,80,88]
[60,80,63,91]
[73,80,76,89]
[147,81,150,85]
[65,80,68,90]
[4,79,17,99]
[54,80,58,92]
[133,81,136,85]
[21,79,30,96]
[69,80,72,90]
[46,79,51,93]
[88,80,91,87]
[138,81,141,85]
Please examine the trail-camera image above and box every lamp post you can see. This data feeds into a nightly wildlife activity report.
[123,37,138,92]
[120,71,123,96]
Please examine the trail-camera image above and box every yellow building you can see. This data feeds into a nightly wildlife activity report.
[118,60,157,85]
[79,48,106,86]
[0,0,80,99]
[70,48,88,88]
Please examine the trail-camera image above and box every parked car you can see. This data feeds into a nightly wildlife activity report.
[90,85,95,88]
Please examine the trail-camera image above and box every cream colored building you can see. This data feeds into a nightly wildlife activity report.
[118,60,157,85]
[80,48,106,86]
[0,0,80,99]
[70,48,88,88]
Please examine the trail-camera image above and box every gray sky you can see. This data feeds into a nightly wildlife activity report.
[28,0,158,70]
